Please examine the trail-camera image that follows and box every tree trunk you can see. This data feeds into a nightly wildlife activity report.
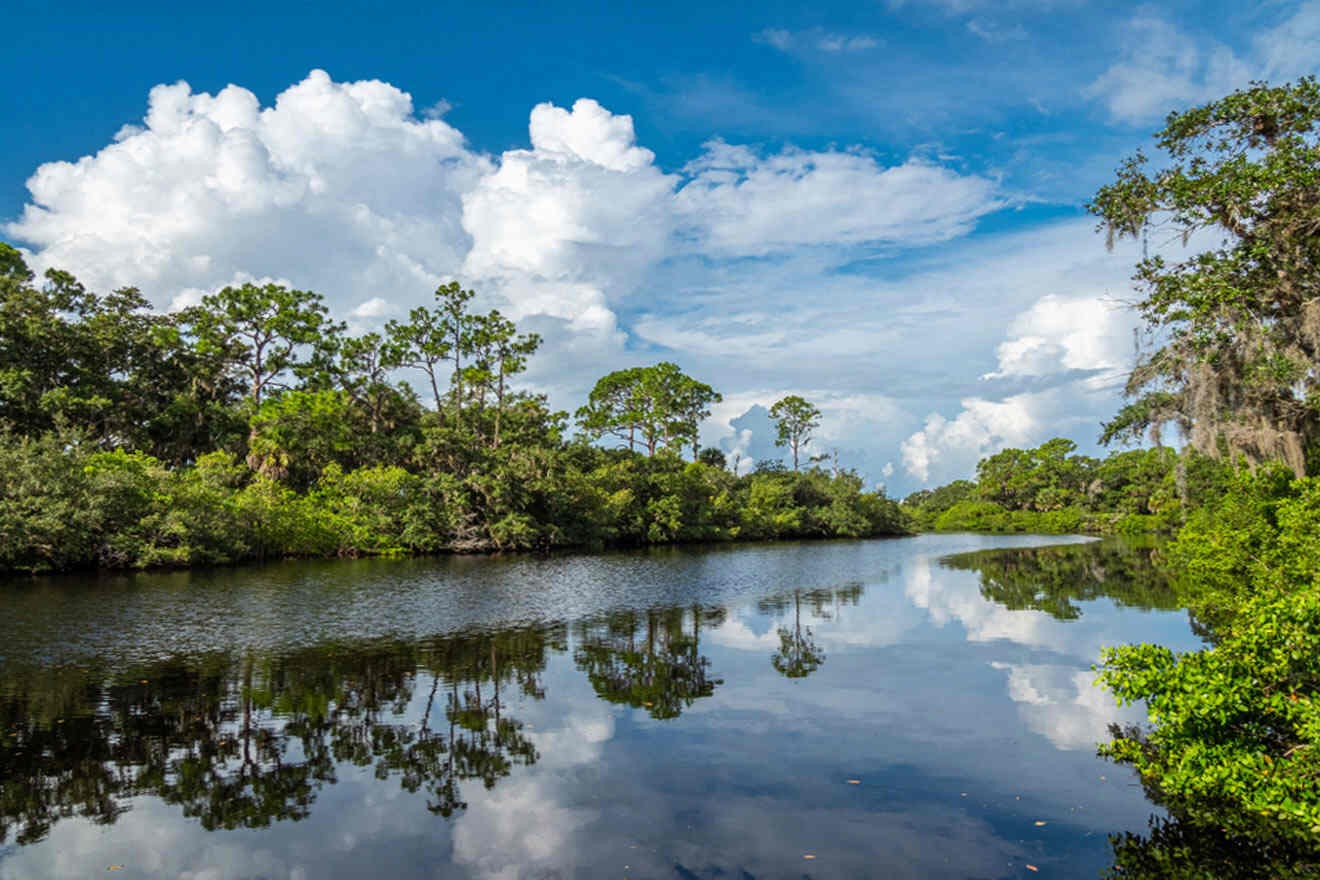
[428,368,442,413]
[494,364,505,448]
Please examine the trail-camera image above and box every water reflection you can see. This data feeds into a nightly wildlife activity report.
[1107,811,1320,879]
[574,606,722,719]
[941,538,1181,620]
[1,628,557,846]
[0,536,1298,878]
[757,587,862,679]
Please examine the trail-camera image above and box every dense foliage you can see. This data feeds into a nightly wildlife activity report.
[1097,466,1320,872]
[1090,77,1320,476]
[0,246,906,573]
[900,437,1231,535]
[1088,78,1320,876]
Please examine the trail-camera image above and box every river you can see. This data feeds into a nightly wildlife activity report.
[0,533,1203,879]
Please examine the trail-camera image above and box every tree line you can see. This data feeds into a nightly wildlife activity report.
[0,250,905,572]
[900,437,1234,535]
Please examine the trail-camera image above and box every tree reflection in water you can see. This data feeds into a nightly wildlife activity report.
[758,584,862,680]
[1104,769,1320,879]
[0,625,558,846]
[573,605,724,719]
[4,550,1311,879]
[941,540,1185,621]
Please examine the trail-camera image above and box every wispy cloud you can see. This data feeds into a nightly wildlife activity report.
[1085,3,1320,124]
[754,27,882,53]
[966,18,1028,42]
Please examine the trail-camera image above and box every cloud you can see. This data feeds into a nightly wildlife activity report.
[459,98,676,333]
[676,141,1006,256]
[1255,1,1320,77]
[754,28,881,53]
[350,296,394,319]
[979,293,1138,382]
[755,27,793,51]
[966,18,1029,42]
[818,34,881,52]
[900,392,1047,483]
[892,223,1156,486]
[1084,5,1320,125]
[1083,16,1253,124]
[9,70,488,322]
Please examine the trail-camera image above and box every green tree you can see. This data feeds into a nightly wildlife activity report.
[332,332,416,436]
[434,282,478,417]
[1090,77,1320,476]
[461,310,541,447]
[769,395,821,471]
[671,374,722,461]
[245,390,365,487]
[385,304,452,412]
[179,282,341,409]
[697,447,727,469]
[577,363,718,457]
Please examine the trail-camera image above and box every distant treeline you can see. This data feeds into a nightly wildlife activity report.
[0,245,905,573]
[900,438,1234,535]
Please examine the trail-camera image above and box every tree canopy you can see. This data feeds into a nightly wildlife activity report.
[575,362,720,459]
[0,249,907,571]
[1091,77,1320,476]
[769,395,821,471]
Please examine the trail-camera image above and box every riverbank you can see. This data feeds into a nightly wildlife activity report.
[0,436,909,574]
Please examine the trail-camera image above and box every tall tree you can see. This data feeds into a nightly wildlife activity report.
[1091,77,1320,476]
[577,363,719,457]
[671,374,722,461]
[333,332,415,435]
[179,283,340,409]
[436,282,477,418]
[385,282,481,421]
[769,395,821,471]
[462,311,540,448]
[385,305,450,413]
[576,366,646,452]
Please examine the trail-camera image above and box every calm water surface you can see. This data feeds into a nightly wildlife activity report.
[0,534,1203,879]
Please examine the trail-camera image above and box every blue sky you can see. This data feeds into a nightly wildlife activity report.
[3,0,1317,493]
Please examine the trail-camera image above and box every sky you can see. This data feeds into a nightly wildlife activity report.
[3,0,1317,496]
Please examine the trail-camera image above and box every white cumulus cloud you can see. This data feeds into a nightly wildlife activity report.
[980,293,1138,382]
[9,70,486,313]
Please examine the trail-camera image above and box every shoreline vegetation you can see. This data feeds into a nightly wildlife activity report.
[1082,78,1320,874]
[0,246,905,575]
[899,437,1233,536]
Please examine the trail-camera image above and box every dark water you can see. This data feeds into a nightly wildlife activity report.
[0,534,1203,879]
